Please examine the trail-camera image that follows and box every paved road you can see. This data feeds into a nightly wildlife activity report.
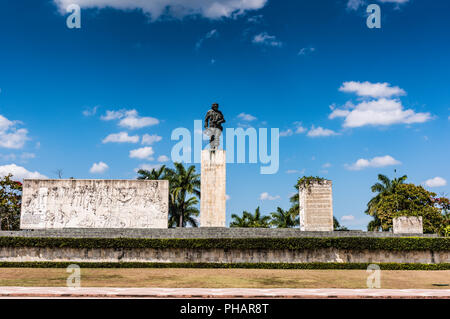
[0,287,448,298]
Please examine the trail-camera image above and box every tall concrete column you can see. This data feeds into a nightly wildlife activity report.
[200,149,226,227]
[299,180,333,231]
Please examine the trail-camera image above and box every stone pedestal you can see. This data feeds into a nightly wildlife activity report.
[200,150,226,227]
[299,180,333,231]
[393,216,423,234]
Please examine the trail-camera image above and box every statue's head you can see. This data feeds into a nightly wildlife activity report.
[212,103,219,111]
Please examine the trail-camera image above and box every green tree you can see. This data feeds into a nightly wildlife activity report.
[230,207,270,228]
[369,183,444,234]
[0,174,22,230]
[165,163,200,228]
[230,211,253,227]
[270,207,299,228]
[168,196,200,228]
[333,216,348,231]
[137,163,200,228]
[366,174,408,231]
[137,165,167,180]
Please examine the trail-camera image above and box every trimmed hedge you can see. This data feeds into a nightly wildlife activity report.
[0,261,448,270]
[0,236,448,251]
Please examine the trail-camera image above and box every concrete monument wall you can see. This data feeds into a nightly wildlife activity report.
[0,246,447,264]
[20,179,169,229]
[299,180,333,231]
[200,150,226,227]
[393,216,423,234]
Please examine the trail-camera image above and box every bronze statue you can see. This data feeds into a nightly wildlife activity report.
[204,103,226,150]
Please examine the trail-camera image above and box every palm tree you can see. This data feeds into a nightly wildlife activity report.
[230,211,252,227]
[366,173,407,231]
[137,165,167,180]
[270,207,299,228]
[230,207,270,228]
[169,196,200,227]
[165,163,200,227]
[333,216,348,231]
[136,163,200,228]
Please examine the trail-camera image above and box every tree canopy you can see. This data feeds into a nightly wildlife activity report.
[366,174,448,235]
[137,163,200,228]
[0,174,22,230]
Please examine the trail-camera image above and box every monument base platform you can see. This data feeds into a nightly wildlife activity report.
[0,229,443,265]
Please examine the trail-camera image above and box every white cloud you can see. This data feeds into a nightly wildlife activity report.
[82,106,98,117]
[53,0,267,20]
[330,98,431,128]
[237,112,257,121]
[347,0,408,11]
[0,114,29,149]
[102,132,139,143]
[423,177,447,188]
[322,162,331,168]
[225,194,231,200]
[196,29,219,49]
[119,110,159,129]
[298,47,315,56]
[341,215,355,222]
[339,81,406,98]
[260,192,280,201]
[307,126,339,137]
[142,133,162,145]
[101,110,124,121]
[252,32,282,47]
[346,155,401,171]
[294,122,306,134]
[280,122,306,137]
[157,155,170,162]
[247,14,263,23]
[129,146,155,160]
[279,129,293,137]
[347,0,365,10]
[90,161,109,174]
[101,109,159,129]
[328,109,350,119]
[0,164,47,180]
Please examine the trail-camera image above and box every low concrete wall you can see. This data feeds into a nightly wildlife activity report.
[0,229,444,264]
[0,246,447,264]
[0,228,438,239]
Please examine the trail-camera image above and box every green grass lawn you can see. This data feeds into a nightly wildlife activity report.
[0,268,448,289]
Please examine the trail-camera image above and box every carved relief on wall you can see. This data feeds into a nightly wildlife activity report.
[20,180,169,229]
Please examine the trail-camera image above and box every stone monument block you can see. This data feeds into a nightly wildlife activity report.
[299,180,333,231]
[393,216,423,234]
[200,149,226,227]
[20,179,169,229]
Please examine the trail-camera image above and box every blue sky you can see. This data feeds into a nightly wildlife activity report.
[0,0,449,229]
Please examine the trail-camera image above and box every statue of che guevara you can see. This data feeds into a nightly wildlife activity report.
[204,103,226,150]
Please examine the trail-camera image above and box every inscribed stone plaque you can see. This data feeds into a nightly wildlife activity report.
[393,216,423,234]
[299,180,333,231]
